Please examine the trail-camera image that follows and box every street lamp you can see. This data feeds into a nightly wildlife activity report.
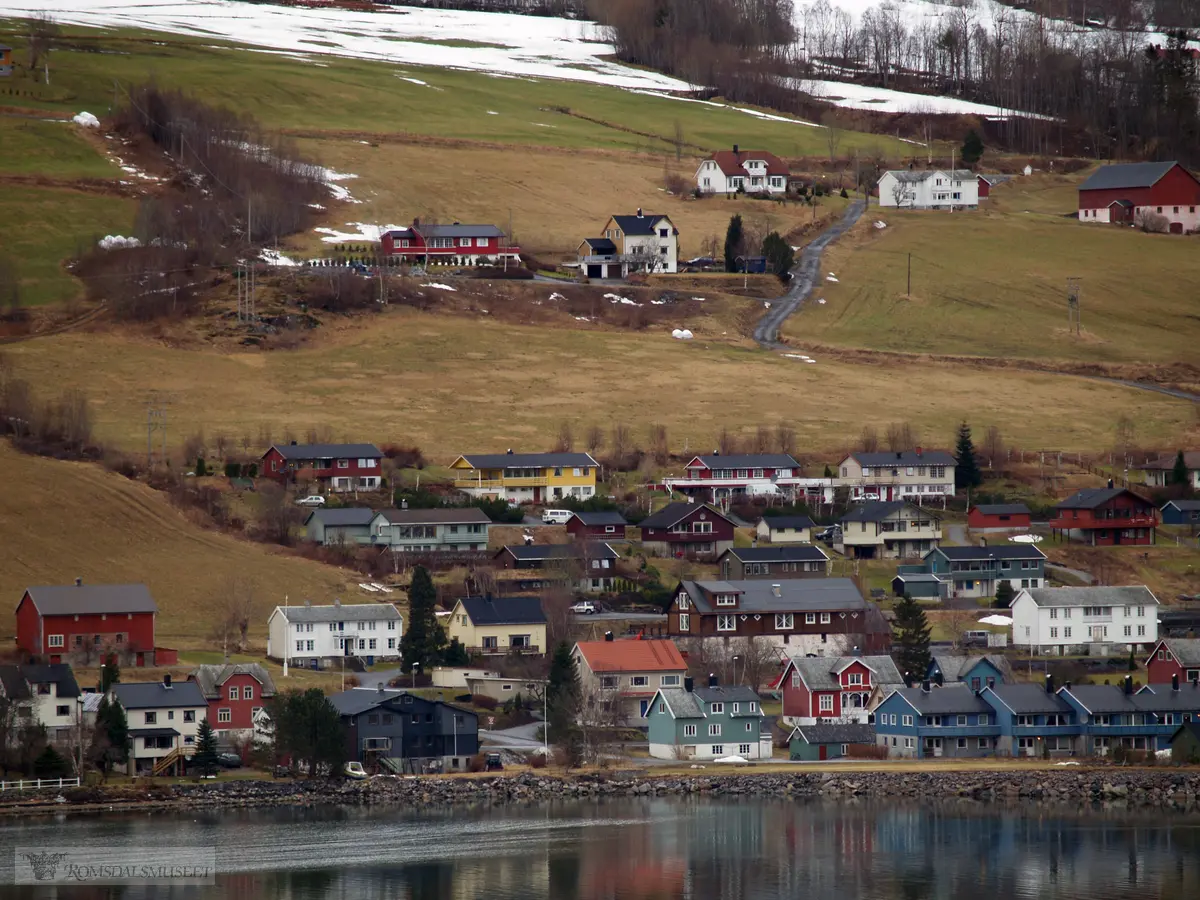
[411,663,419,690]
[732,655,741,686]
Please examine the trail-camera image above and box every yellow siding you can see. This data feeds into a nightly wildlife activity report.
[447,602,547,653]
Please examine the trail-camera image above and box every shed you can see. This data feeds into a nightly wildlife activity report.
[1161,500,1200,526]
[966,503,1032,530]
[1169,722,1200,763]
[789,722,875,761]
[891,572,945,599]
[0,46,12,77]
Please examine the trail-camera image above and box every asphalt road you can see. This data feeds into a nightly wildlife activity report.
[753,199,866,349]
[576,611,667,623]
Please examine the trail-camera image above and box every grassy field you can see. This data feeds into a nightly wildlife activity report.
[5,309,1195,459]
[0,117,119,178]
[784,174,1200,366]
[0,443,364,650]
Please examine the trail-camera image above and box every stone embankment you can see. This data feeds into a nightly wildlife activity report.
[4,768,1199,817]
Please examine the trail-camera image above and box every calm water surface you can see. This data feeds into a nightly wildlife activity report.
[2,798,1199,899]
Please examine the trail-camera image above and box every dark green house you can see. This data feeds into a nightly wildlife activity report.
[789,722,875,761]
[1169,722,1200,764]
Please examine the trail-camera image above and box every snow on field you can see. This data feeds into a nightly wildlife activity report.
[260,248,298,266]
[315,223,404,243]
[6,0,688,90]
[98,235,141,250]
[793,77,1052,118]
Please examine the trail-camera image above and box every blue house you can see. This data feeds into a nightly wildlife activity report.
[1057,679,1185,755]
[873,684,999,758]
[922,545,1046,599]
[1161,500,1200,527]
[928,654,1012,691]
[646,679,771,761]
[980,680,1077,756]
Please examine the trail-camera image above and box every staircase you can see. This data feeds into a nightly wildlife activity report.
[152,745,192,777]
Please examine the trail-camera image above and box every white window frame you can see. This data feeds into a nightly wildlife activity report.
[683,724,697,737]
[679,613,691,631]
[47,634,64,648]
[218,708,231,723]
[708,723,722,737]
[774,613,794,630]
[819,694,834,712]
[717,615,736,632]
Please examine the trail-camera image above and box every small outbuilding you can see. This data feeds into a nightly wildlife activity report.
[1161,499,1200,527]
[1169,722,1200,764]
[788,722,875,761]
[966,503,1032,531]
[891,571,945,600]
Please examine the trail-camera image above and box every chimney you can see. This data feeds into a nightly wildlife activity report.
[413,216,420,227]
[1064,680,1071,692]
[163,674,172,689]
[636,208,643,218]
[506,448,514,455]
[934,672,944,687]
[1107,478,1114,489]
[604,631,614,642]
[290,440,297,445]
[304,599,311,608]
[921,679,931,693]
[852,645,861,657]
[713,449,720,456]
[733,144,739,154]
[1173,673,1180,692]
[771,583,781,598]
[904,672,912,688]
[333,597,341,607]
[75,577,83,586]
[708,673,718,688]
[915,446,922,457]
[684,675,694,692]
[401,499,408,510]
[378,682,385,694]
[1045,673,1054,694]
[1124,674,1133,695]
[979,537,987,548]
[896,452,902,460]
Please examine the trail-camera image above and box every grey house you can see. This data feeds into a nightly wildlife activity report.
[717,546,830,581]
[330,688,479,773]
[305,508,376,546]
[369,507,491,552]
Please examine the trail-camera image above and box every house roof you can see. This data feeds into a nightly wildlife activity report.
[678,578,868,614]
[760,515,816,530]
[455,452,599,469]
[970,503,1031,516]
[274,603,402,623]
[847,450,956,467]
[497,542,618,562]
[931,654,1013,683]
[721,546,829,564]
[1021,586,1158,608]
[329,688,403,717]
[659,684,761,717]
[893,572,943,585]
[421,224,506,239]
[791,722,875,745]
[569,511,628,526]
[189,664,277,700]
[840,501,920,523]
[1055,487,1150,509]
[640,502,733,529]
[786,655,902,691]
[266,443,382,460]
[129,727,181,738]
[1078,161,1181,192]
[928,545,1046,562]
[0,666,31,702]
[1133,683,1200,711]
[1145,451,1200,470]
[459,596,547,626]
[707,149,789,178]
[112,681,207,710]
[886,169,977,183]
[656,688,704,718]
[890,685,993,715]
[581,237,616,253]
[1060,683,1139,713]
[978,173,1014,185]
[983,684,1074,715]
[1163,500,1200,512]
[692,685,761,706]
[20,583,158,617]
[574,639,686,673]
[373,507,491,525]
[19,664,81,698]
[687,454,800,470]
[305,507,377,527]
[610,214,676,236]
[1157,639,1200,667]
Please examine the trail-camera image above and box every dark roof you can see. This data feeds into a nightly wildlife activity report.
[785,655,902,690]
[0,666,31,702]
[640,502,733,529]
[1060,684,1139,714]
[1078,161,1181,192]
[422,224,505,239]
[928,545,1045,562]
[19,664,81,699]
[374,507,491,525]
[459,596,547,626]
[761,515,816,530]
[890,685,993,716]
[1163,500,1200,512]
[21,584,157,617]
[971,503,1031,516]
[1145,451,1200,471]
[841,501,919,523]
[688,454,800,470]
[691,685,761,706]
[570,511,628,526]
[983,684,1074,715]
[330,688,400,717]
[497,542,618,562]
[1159,639,1200,667]
[1133,683,1200,711]
[721,546,829,563]
[305,507,376,527]
[611,214,675,236]
[189,664,277,700]
[266,443,381,460]
[678,578,868,614]
[1055,487,1150,510]
[275,603,402,624]
[931,654,1013,683]
[112,681,207,710]
[457,452,599,469]
[792,723,875,744]
[848,450,956,467]
[581,237,616,253]
[129,727,181,738]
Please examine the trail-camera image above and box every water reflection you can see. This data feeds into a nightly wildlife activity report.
[1,800,1198,899]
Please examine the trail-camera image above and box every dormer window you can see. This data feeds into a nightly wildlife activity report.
[716,594,737,606]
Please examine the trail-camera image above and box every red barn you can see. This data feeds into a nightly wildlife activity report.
[638,502,736,560]
[16,581,159,666]
[379,222,520,265]
[779,654,903,725]
[261,442,383,492]
[967,503,1032,531]
[1049,487,1157,546]
[1077,161,1200,233]
[1145,639,1200,686]
[188,663,277,736]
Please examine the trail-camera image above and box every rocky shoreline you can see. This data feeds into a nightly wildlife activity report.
[3,767,1200,819]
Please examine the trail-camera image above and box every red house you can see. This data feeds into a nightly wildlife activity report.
[778,654,904,725]
[661,454,818,504]
[1144,639,1200,685]
[638,502,736,560]
[261,442,383,492]
[188,663,277,735]
[1050,487,1157,546]
[1077,161,1200,233]
[566,511,628,541]
[967,503,1032,531]
[379,221,520,265]
[15,581,163,666]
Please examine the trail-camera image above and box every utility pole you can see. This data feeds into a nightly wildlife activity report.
[1067,277,1081,335]
[907,253,911,296]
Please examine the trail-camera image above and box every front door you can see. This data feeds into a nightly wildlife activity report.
[818,745,828,761]
[639,700,649,718]
[924,737,943,758]
[1091,625,1105,643]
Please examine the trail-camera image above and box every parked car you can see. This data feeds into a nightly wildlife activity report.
[571,601,598,615]
[816,526,841,543]
[217,752,242,769]
[485,752,504,771]
[296,495,326,507]
[541,509,572,525]
[963,630,993,647]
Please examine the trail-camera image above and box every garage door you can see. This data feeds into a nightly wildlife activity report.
[1170,222,1183,234]
[587,264,602,278]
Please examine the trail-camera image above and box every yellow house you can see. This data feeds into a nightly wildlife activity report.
[450,452,599,504]
[447,596,548,657]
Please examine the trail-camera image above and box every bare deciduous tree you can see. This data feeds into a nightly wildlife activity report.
[774,423,796,456]
[717,426,738,456]
[540,584,576,651]
[1114,416,1137,465]
[27,13,60,76]
[649,424,669,466]
[586,424,604,453]
[611,422,631,464]
[859,425,879,453]
[753,424,772,454]
[821,110,844,164]
[255,483,300,545]
[213,575,259,654]
[983,425,1004,469]
[885,422,917,452]
[555,420,574,452]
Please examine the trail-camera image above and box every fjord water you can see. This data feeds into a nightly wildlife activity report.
[2,798,1199,899]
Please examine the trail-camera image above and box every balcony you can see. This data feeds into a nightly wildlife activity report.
[442,530,488,543]
[1011,725,1079,737]
[915,725,1000,738]
[454,476,548,490]
[468,645,541,656]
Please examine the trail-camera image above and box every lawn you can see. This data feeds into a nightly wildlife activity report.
[0,118,118,178]
[4,309,1195,461]
[784,174,1200,366]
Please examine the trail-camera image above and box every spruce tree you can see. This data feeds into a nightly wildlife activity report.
[961,129,984,166]
[723,214,744,273]
[892,593,932,682]
[954,421,982,491]
[761,231,794,276]
[546,641,580,741]
[1171,450,1191,490]
[91,695,129,777]
[100,652,120,692]
[193,717,220,776]
[994,580,1015,610]
[399,566,444,673]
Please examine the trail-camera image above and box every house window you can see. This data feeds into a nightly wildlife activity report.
[144,712,157,725]
[679,613,691,631]
[295,641,304,653]
[847,672,863,686]
[47,634,65,648]
[684,724,697,737]
[1138,625,1146,636]
[631,676,648,687]
[979,714,989,725]
[819,695,834,712]
[711,745,724,756]
[717,615,736,632]
[716,594,736,606]
[805,613,816,624]
[229,686,240,701]
[218,708,231,723]
[1050,627,1058,639]
[709,703,724,714]
[1124,625,1132,637]
[1064,627,1072,638]
[601,676,618,689]
[661,675,681,687]
[184,710,195,723]
[902,715,913,726]
[56,705,70,717]
[775,614,794,630]
[819,613,831,624]
[709,724,722,736]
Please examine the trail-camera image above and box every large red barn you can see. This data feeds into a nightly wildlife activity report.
[15,581,164,666]
[1077,161,1200,233]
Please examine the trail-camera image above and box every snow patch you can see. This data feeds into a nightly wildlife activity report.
[487,110,499,115]
[261,248,299,266]
[817,297,827,305]
[826,274,839,282]
[98,235,141,250]
[72,111,100,128]
[604,292,641,307]
[422,283,458,291]
[548,292,566,302]
[322,169,361,204]
[314,222,405,244]
[400,76,428,86]
[671,328,693,340]
[874,220,888,229]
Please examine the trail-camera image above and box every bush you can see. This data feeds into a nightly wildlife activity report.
[344,675,360,688]
[195,457,207,476]
[224,461,241,477]
[466,753,487,773]
[472,694,499,711]
[527,752,548,769]
[840,187,848,198]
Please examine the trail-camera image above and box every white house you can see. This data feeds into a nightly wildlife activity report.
[577,211,678,278]
[1010,586,1159,655]
[878,169,980,209]
[695,146,789,196]
[111,677,207,775]
[266,601,403,669]
[0,663,82,745]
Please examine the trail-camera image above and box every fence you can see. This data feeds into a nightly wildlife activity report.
[0,776,80,793]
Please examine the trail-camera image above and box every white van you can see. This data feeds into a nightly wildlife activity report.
[542,509,573,525]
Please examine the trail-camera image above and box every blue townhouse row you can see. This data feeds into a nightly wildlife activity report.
[874,673,1200,758]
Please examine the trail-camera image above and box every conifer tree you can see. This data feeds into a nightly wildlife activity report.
[954,421,982,491]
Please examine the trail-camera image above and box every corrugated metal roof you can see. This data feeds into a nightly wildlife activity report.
[306,508,376,527]
[267,443,381,460]
[792,723,875,744]
[761,515,816,530]
[640,502,732,529]
[849,450,957,466]
[1078,161,1180,192]
[575,639,687,673]
[983,683,1072,714]
[23,583,157,617]
[971,503,1031,516]
[930,545,1045,561]
[722,546,829,563]
[689,454,801,469]
[1023,586,1158,607]
[680,577,868,614]
[891,685,992,715]
[460,596,547,626]
[457,452,599,469]
[189,664,277,699]
[374,507,491,525]
[276,603,402,623]
[113,681,207,710]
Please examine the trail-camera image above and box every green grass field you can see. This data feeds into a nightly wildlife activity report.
[0,117,119,177]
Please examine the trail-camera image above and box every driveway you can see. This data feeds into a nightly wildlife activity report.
[480,721,548,751]
[946,523,968,546]
[576,611,667,623]
[1046,562,1096,585]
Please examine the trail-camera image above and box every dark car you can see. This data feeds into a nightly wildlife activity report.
[217,752,243,769]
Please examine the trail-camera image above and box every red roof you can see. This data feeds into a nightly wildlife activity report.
[708,149,789,178]
[575,639,687,673]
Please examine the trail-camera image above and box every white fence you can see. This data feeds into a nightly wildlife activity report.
[0,777,80,793]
